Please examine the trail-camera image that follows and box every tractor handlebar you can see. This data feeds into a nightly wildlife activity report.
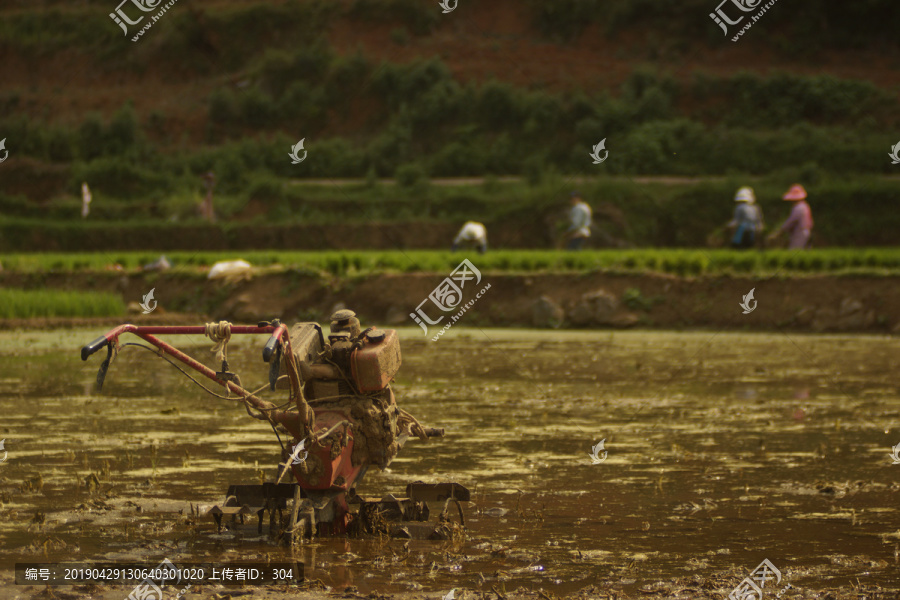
[262,321,286,363]
[80,323,285,393]
[262,334,280,363]
[81,335,109,361]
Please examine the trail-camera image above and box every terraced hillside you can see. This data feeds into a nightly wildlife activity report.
[1,0,898,247]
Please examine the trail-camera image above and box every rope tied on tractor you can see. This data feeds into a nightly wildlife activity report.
[398,408,429,441]
[205,320,232,364]
[205,320,237,396]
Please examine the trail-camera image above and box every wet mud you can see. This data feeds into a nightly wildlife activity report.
[1,328,899,599]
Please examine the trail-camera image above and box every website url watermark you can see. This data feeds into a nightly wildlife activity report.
[709,0,781,41]
[409,259,491,340]
[429,283,491,341]
[125,559,190,600]
[729,558,792,599]
[110,0,181,42]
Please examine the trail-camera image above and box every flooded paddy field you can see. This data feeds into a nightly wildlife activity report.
[1,327,899,599]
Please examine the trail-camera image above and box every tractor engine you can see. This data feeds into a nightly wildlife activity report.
[283,309,412,493]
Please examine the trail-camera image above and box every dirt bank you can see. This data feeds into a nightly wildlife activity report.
[1,271,898,335]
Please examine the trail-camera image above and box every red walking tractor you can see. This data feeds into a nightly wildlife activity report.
[81,310,469,543]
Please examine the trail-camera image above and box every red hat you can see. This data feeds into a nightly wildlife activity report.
[782,184,807,201]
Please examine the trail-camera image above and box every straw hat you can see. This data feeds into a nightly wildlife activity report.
[734,187,755,203]
[782,184,807,201]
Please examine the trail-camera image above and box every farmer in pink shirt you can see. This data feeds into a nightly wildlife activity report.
[768,184,813,249]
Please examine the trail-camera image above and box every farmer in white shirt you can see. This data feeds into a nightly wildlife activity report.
[81,182,92,218]
[565,191,592,250]
[452,221,488,254]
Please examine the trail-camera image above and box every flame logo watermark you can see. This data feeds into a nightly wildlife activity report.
[589,139,608,164]
[438,0,457,13]
[140,288,158,314]
[739,288,757,314]
[890,443,900,465]
[289,139,307,164]
[589,439,607,464]
[288,439,308,465]
[889,141,900,165]
[0,439,7,463]
[0,138,8,163]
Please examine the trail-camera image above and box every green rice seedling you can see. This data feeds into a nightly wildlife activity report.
[0,288,125,319]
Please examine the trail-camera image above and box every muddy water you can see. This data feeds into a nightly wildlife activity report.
[1,328,899,598]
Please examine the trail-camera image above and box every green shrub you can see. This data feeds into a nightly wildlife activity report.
[622,67,678,122]
[71,157,171,199]
[395,163,429,189]
[208,89,238,129]
[77,113,106,161]
[476,81,523,130]
[326,52,371,107]
[257,42,334,96]
[715,72,890,128]
[237,88,278,128]
[106,103,142,156]
[623,287,654,310]
[373,57,454,110]
[245,174,284,203]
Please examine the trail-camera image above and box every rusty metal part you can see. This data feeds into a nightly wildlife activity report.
[289,323,325,367]
[349,494,428,522]
[208,503,253,531]
[208,483,298,533]
[330,309,356,322]
[440,496,467,528]
[350,328,401,392]
[269,323,313,435]
[298,363,341,381]
[330,309,361,339]
[348,482,470,539]
[406,482,471,502]
[275,420,353,485]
